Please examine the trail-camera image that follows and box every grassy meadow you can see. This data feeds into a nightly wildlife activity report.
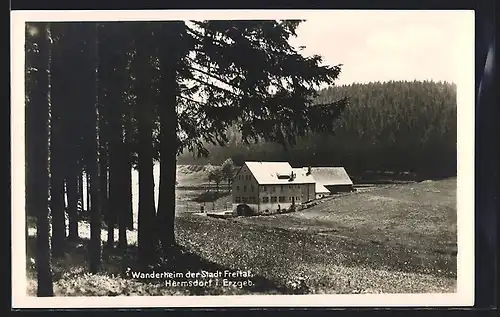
[26,164,457,296]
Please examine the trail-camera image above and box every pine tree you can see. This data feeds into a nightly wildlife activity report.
[28,22,54,297]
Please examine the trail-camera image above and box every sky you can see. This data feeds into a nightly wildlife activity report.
[17,10,472,88]
[287,10,471,86]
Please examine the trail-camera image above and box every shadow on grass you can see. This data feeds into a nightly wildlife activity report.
[192,191,231,203]
[26,234,302,296]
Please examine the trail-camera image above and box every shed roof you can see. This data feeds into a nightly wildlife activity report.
[306,167,354,186]
[244,161,315,185]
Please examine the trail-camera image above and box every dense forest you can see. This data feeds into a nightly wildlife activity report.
[178,80,457,179]
[24,20,347,296]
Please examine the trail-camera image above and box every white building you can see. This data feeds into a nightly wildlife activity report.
[231,161,315,216]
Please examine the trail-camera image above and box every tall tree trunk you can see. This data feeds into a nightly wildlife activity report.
[100,147,109,223]
[84,23,102,274]
[137,119,157,264]
[62,37,80,241]
[98,22,130,252]
[30,22,54,297]
[156,22,183,252]
[134,23,157,265]
[117,141,128,251]
[96,34,110,240]
[26,24,35,252]
[106,161,117,249]
[157,109,177,250]
[49,24,67,258]
[124,115,134,230]
[137,119,157,265]
[65,161,79,240]
[25,25,37,220]
[101,135,113,249]
[107,121,121,250]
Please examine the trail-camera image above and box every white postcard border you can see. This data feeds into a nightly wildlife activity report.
[11,9,475,308]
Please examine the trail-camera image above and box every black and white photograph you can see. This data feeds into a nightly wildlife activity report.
[11,10,475,308]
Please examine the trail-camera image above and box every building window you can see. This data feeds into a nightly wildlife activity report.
[263,186,267,192]
[279,196,286,203]
[243,185,246,192]
[289,197,292,201]
[251,185,254,192]
[242,197,247,203]
[246,175,250,180]
[262,197,269,203]
[235,197,241,203]
[236,186,240,191]
[271,196,277,203]
[271,186,276,192]
[280,185,284,191]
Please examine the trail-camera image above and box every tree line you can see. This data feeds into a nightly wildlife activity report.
[178,80,457,179]
[24,21,346,296]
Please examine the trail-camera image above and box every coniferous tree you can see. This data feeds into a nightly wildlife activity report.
[75,22,103,273]
[132,22,158,265]
[28,22,54,296]
[49,23,67,258]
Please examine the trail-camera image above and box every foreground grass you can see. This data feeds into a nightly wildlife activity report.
[26,178,457,296]
[234,178,457,276]
[177,214,456,294]
[26,233,293,296]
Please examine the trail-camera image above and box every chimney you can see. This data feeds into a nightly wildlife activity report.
[307,166,311,175]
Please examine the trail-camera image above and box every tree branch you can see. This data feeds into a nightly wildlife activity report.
[188,70,240,98]
[187,62,241,93]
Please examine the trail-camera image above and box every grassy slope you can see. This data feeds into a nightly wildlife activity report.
[177,178,457,294]
[236,178,457,258]
[26,168,457,296]
[176,164,211,187]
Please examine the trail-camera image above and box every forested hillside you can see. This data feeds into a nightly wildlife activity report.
[178,80,457,179]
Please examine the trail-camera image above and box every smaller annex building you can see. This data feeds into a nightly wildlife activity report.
[304,167,354,199]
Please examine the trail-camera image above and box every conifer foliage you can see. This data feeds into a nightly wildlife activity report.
[25,20,346,294]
